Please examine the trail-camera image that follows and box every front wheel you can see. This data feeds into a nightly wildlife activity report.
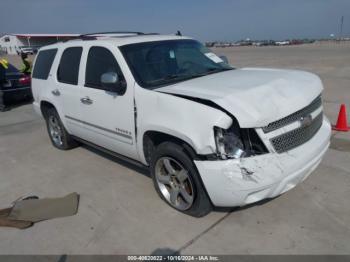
[150,142,212,217]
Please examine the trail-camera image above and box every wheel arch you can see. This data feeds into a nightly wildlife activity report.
[142,130,199,166]
[40,100,56,119]
[40,100,71,134]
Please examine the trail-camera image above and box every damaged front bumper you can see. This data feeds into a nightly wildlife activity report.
[194,118,331,207]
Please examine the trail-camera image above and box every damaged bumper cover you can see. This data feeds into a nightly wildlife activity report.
[194,117,331,207]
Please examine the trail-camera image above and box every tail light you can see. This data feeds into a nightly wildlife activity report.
[19,75,31,86]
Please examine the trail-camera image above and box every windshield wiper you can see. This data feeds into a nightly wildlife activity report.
[147,68,233,87]
[147,74,190,85]
[204,67,233,75]
[184,68,233,79]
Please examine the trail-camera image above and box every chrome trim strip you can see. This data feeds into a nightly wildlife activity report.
[68,121,133,145]
[65,115,132,140]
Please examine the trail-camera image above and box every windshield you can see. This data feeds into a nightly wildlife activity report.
[120,39,232,89]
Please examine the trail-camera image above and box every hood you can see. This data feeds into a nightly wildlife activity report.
[157,68,323,128]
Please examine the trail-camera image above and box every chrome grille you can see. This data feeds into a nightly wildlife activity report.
[262,96,322,133]
[270,113,323,153]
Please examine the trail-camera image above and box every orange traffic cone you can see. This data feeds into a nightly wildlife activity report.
[332,104,349,132]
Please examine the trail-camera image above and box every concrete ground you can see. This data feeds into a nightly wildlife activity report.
[0,43,349,255]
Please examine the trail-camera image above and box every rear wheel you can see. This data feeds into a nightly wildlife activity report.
[44,107,78,150]
[150,142,212,217]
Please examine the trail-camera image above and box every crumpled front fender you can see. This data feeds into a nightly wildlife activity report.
[135,86,233,164]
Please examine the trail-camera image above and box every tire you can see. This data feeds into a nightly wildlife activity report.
[150,142,212,217]
[0,90,6,112]
[44,107,78,150]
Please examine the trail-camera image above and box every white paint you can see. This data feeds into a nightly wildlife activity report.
[134,85,232,163]
[158,67,323,127]
[195,118,331,206]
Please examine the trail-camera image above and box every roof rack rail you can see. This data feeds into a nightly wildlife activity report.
[61,31,159,43]
[79,31,145,38]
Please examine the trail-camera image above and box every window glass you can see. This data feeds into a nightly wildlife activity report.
[85,46,124,89]
[32,49,57,80]
[120,40,232,89]
[57,47,82,85]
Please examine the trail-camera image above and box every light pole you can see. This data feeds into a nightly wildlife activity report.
[339,16,344,41]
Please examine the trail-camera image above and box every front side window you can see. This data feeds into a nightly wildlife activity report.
[85,46,125,90]
[32,49,57,80]
[57,47,82,85]
[120,39,232,89]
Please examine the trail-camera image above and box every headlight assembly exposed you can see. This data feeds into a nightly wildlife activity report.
[214,126,246,159]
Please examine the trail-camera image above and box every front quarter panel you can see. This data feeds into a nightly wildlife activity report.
[135,85,233,164]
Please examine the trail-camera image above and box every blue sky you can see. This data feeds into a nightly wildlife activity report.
[1,0,349,41]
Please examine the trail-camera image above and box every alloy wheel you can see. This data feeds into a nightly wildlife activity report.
[48,115,63,146]
[155,157,194,210]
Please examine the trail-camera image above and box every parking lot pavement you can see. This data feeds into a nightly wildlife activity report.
[0,105,349,255]
[183,157,350,254]
[0,105,228,254]
[0,43,350,254]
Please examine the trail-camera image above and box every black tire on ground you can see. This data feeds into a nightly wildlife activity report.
[43,107,78,150]
[150,142,212,217]
[0,90,6,111]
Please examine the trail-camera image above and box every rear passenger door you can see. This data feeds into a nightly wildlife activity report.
[77,45,138,160]
[54,46,84,136]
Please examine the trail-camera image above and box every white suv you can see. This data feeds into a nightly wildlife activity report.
[32,32,331,217]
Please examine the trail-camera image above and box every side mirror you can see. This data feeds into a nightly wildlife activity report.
[101,72,126,94]
[219,55,229,64]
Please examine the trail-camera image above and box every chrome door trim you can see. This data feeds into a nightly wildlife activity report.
[65,115,133,140]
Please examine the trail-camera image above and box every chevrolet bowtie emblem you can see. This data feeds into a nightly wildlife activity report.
[300,115,313,128]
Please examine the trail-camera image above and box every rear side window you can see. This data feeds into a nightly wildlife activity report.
[85,46,124,89]
[57,47,82,85]
[32,49,57,80]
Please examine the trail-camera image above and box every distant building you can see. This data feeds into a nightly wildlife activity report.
[0,34,79,54]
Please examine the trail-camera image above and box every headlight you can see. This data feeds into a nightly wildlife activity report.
[214,126,246,159]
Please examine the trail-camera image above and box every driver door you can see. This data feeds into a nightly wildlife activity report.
[77,45,138,160]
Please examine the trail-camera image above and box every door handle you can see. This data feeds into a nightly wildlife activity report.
[80,96,93,105]
[51,89,60,96]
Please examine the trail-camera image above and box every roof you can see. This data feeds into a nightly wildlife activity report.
[99,34,192,46]
[40,34,193,50]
